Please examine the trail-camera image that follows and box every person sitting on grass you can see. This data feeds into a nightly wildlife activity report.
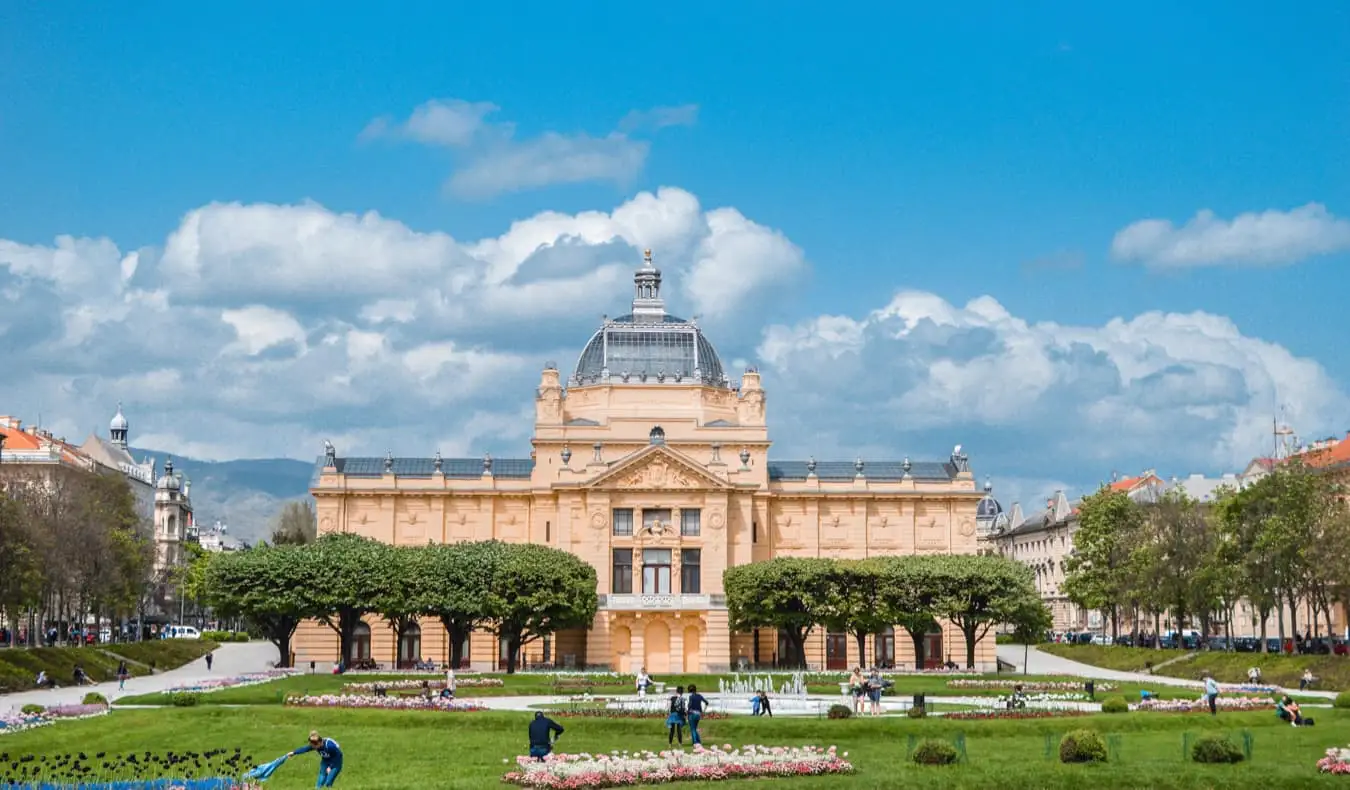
[1301,669,1315,690]
[528,711,564,761]
[288,731,343,787]
[1277,696,1306,727]
[72,665,89,686]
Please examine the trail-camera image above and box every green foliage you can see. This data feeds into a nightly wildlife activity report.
[724,557,834,667]
[826,703,853,719]
[912,739,959,765]
[1100,696,1129,714]
[169,691,201,707]
[201,630,250,642]
[271,500,318,545]
[20,704,44,714]
[82,692,108,706]
[1334,692,1350,709]
[907,705,928,719]
[1059,729,1108,763]
[205,543,325,667]
[485,542,598,673]
[927,554,1045,668]
[1191,735,1244,764]
[1063,488,1144,636]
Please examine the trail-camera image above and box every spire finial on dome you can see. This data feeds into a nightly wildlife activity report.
[631,248,665,322]
[643,248,653,266]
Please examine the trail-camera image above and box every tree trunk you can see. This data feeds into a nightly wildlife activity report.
[1153,612,1162,649]
[784,627,808,669]
[1259,611,1270,652]
[1110,608,1119,642]
[905,628,926,671]
[1288,594,1300,652]
[962,622,978,669]
[853,631,867,670]
[442,620,472,669]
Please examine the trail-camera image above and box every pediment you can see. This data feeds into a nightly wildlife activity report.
[583,445,732,491]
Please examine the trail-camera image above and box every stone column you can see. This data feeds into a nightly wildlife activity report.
[670,618,685,672]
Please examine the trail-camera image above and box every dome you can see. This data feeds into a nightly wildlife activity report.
[157,459,180,491]
[570,250,729,388]
[976,496,1003,519]
[110,403,128,432]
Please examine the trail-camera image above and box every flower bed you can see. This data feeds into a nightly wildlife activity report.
[284,693,487,712]
[945,710,1091,721]
[1318,746,1350,774]
[948,679,1117,692]
[341,677,504,692]
[166,669,298,695]
[0,703,110,736]
[0,747,259,788]
[503,744,853,788]
[550,708,730,720]
[1132,696,1274,713]
[996,692,1088,704]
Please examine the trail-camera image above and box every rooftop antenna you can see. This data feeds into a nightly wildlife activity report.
[1274,408,1298,460]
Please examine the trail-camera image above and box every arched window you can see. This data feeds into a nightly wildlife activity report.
[349,622,372,663]
[649,426,665,445]
[398,622,422,668]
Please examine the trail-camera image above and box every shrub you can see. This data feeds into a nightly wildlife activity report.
[20,704,44,715]
[1059,729,1108,764]
[169,691,201,707]
[202,630,250,643]
[1191,735,1244,764]
[82,692,108,706]
[907,705,927,719]
[1100,696,1129,714]
[827,704,853,719]
[1334,692,1350,709]
[912,739,959,765]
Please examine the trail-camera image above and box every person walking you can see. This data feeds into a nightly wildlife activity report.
[528,711,564,761]
[116,660,129,691]
[288,731,343,787]
[666,685,688,745]
[1203,673,1220,716]
[205,652,214,671]
[686,685,708,746]
[755,689,773,718]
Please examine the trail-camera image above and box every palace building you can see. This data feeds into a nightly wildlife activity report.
[301,252,993,672]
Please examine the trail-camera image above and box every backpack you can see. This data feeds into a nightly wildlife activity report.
[670,695,686,715]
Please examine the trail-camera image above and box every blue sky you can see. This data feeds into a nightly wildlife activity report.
[2,2,1347,510]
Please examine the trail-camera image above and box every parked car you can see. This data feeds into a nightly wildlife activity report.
[161,625,201,640]
[1091,633,1112,646]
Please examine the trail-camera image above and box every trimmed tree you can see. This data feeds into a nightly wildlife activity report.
[816,559,890,668]
[204,544,323,667]
[413,541,502,669]
[724,557,832,668]
[932,554,1042,668]
[876,555,946,670]
[484,543,597,673]
[308,533,391,665]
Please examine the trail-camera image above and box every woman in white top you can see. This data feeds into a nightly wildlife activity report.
[636,667,653,697]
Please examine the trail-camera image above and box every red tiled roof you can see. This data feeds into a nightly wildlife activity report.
[1303,435,1350,470]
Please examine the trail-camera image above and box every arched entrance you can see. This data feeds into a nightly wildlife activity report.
[348,622,372,664]
[682,626,702,672]
[644,621,671,673]
[611,625,632,673]
[398,623,422,668]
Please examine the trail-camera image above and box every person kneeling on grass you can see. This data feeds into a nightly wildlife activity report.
[289,731,343,787]
[528,712,564,761]
[1277,696,1310,727]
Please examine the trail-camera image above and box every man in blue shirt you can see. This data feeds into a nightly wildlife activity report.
[686,685,709,745]
[289,731,343,787]
[1203,674,1219,716]
[528,712,564,761]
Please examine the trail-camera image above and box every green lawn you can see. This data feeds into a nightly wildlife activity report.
[0,640,217,693]
[116,670,1317,707]
[1041,644,1350,692]
[3,704,1346,788]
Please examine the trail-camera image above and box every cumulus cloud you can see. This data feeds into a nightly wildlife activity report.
[362,98,697,199]
[1112,203,1350,267]
[0,188,802,462]
[756,291,1350,487]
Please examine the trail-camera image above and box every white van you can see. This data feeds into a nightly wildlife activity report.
[162,625,202,640]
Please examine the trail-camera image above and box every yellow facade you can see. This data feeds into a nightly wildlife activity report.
[299,254,992,672]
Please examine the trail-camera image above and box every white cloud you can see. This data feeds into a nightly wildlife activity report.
[362,99,697,199]
[756,291,1350,479]
[220,305,309,356]
[1112,203,1350,267]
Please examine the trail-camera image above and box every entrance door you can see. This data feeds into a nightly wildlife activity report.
[825,632,849,671]
[923,630,944,669]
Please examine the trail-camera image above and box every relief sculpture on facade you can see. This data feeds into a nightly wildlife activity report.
[621,459,696,490]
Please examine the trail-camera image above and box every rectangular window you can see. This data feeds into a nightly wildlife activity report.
[642,548,672,594]
[612,549,633,594]
[680,548,701,594]
[752,521,758,543]
[612,508,634,537]
[643,508,672,534]
[680,508,701,537]
[545,520,551,542]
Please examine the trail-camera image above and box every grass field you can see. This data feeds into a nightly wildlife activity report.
[114,669,1325,708]
[3,704,1346,789]
[0,640,217,693]
[1041,644,1350,692]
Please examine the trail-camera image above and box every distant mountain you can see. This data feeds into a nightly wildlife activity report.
[132,448,315,545]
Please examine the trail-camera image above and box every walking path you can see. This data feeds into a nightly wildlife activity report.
[1,641,277,713]
[997,644,1338,700]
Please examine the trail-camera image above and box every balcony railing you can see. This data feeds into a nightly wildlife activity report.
[599,594,726,610]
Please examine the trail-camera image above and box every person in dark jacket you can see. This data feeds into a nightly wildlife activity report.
[686,685,709,745]
[528,712,564,761]
[288,731,343,787]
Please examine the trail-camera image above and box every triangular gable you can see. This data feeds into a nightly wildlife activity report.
[581,444,732,491]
